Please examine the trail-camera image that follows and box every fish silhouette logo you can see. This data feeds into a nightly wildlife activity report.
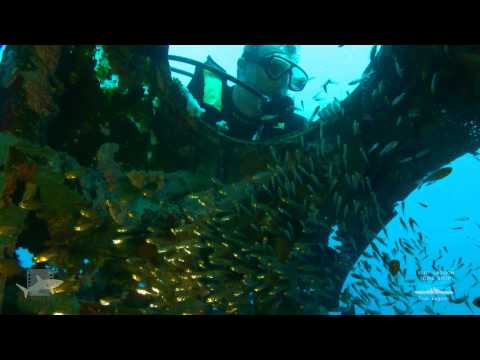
[16,269,64,298]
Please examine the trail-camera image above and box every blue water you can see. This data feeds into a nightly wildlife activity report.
[3,45,480,314]
[0,45,5,62]
[344,154,480,314]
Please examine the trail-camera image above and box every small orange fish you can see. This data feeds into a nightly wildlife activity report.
[388,259,401,276]
[473,297,480,308]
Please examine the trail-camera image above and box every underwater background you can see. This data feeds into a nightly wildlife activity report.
[0,44,479,315]
[166,45,480,315]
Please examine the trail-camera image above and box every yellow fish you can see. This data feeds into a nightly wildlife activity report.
[64,169,83,180]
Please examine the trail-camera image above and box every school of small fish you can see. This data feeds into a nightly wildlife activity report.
[339,199,480,315]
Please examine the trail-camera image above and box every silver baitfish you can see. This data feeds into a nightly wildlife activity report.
[391,92,407,107]
[379,141,399,156]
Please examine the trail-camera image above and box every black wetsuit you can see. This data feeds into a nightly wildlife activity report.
[187,58,307,141]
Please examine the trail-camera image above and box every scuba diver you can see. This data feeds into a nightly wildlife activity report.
[170,45,310,141]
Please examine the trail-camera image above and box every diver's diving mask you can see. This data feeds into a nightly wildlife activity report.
[244,52,309,92]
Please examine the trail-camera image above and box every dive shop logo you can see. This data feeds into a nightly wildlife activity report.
[416,270,455,282]
[414,287,453,302]
[16,269,64,298]
[414,288,454,295]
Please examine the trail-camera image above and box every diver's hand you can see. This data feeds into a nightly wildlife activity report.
[179,84,206,119]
